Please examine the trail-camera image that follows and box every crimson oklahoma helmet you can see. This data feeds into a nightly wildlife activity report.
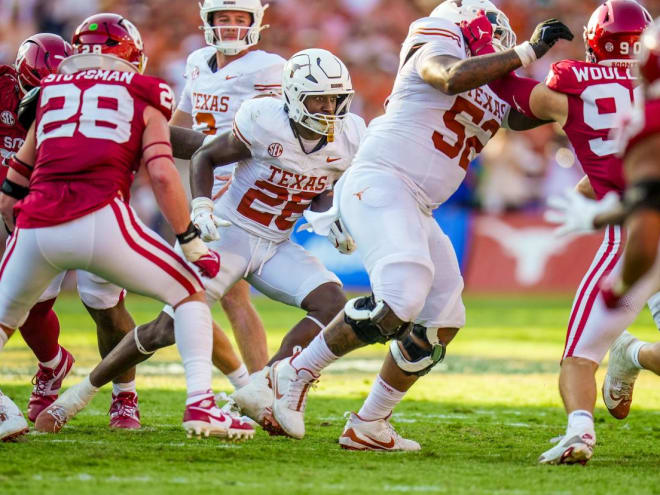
[15,33,72,95]
[638,19,660,93]
[584,0,652,66]
[71,13,147,73]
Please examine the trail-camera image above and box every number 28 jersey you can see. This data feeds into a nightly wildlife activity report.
[353,16,509,207]
[218,97,366,243]
[546,60,640,199]
[16,68,175,228]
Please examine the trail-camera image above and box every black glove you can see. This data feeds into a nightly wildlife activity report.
[529,19,574,58]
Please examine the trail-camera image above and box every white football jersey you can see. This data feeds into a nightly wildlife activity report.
[353,17,510,207]
[217,97,366,243]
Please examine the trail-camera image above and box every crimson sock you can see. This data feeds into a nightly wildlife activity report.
[18,298,61,363]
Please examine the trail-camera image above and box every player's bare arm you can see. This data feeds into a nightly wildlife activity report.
[170,125,206,160]
[423,17,572,96]
[189,130,250,198]
[576,175,596,199]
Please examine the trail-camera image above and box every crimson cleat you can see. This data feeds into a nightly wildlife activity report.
[27,347,75,422]
[183,393,254,441]
[109,392,141,429]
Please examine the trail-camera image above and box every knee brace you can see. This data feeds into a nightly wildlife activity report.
[389,324,445,376]
[344,294,412,344]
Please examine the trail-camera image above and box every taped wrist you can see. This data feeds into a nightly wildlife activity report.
[513,41,537,67]
[191,196,214,214]
[1,178,29,199]
[623,180,660,214]
[389,324,446,376]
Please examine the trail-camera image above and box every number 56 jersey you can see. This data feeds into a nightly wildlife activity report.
[352,16,509,207]
[217,97,366,243]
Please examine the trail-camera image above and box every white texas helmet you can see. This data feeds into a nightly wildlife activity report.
[282,48,354,141]
[431,0,516,51]
[199,0,268,55]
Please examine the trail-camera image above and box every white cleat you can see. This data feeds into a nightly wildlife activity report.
[339,412,421,451]
[230,367,273,427]
[538,431,595,465]
[603,330,641,419]
[216,393,258,429]
[34,378,98,433]
[0,391,29,442]
[270,354,318,439]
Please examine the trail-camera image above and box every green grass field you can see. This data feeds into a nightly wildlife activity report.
[2,293,660,495]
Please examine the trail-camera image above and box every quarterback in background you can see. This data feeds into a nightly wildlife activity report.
[267,0,571,449]
[485,0,652,464]
[169,0,285,382]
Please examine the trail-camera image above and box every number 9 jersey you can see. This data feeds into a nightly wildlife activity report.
[15,67,175,229]
[545,59,640,199]
[352,16,509,207]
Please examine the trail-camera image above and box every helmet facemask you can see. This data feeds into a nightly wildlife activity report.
[199,1,269,56]
[295,91,354,142]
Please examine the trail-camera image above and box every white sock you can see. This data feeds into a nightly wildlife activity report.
[174,301,213,399]
[627,340,647,370]
[226,363,249,390]
[0,328,9,351]
[358,375,406,421]
[40,346,62,369]
[291,332,337,376]
[567,409,594,433]
[112,380,137,395]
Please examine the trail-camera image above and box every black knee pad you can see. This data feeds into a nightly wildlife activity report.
[624,179,660,213]
[389,324,445,376]
[344,294,412,344]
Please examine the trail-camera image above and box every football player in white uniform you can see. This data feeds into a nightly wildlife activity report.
[169,0,286,381]
[35,48,365,435]
[267,0,572,449]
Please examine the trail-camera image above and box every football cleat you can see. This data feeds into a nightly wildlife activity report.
[339,412,421,451]
[603,331,641,419]
[269,353,319,439]
[27,346,75,423]
[0,391,29,442]
[215,392,258,429]
[538,431,595,465]
[109,392,141,429]
[34,378,98,433]
[230,366,284,434]
[183,392,254,440]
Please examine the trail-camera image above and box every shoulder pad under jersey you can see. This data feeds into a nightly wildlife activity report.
[18,87,40,130]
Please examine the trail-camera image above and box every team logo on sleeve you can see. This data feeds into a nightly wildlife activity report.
[0,111,15,126]
[268,143,284,157]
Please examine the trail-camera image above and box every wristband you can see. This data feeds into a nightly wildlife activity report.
[191,196,214,211]
[513,41,537,68]
[1,178,29,199]
[176,221,200,245]
[8,155,33,179]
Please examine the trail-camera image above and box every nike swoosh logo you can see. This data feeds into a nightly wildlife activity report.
[225,75,238,80]
[326,157,341,163]
[272,368,284,400]
[609,390,623,404]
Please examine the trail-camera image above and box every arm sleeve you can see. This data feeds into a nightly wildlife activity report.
[487,72,540,119]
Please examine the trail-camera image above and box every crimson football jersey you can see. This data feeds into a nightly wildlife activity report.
[15,68,175,228]
[0,65,27,181]
[546,60,641,199]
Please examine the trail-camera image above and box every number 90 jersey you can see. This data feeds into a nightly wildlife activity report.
[178,47,285,136]
[219,97,366,243]
[352,16,509,207]
[16,69,175,229]
[545,60,640,199]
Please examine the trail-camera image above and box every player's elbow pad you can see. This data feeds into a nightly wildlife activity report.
[488,73,538,119]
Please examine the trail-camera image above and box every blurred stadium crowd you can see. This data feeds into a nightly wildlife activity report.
[0,0,658,220]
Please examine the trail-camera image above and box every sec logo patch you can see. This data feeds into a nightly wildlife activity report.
[268,143,283,157]
[0,111,15,126]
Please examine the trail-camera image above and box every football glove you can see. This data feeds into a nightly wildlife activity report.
[177,222,221,278]
[460,11,496,56]
[328,219,356,254]
[528,19,574,59]
[544,189,620,237]
[191,196,231,242]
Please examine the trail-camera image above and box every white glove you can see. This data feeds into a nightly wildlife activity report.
[544,189,621,236]
[327,219,356,254]
[190,197,231,242]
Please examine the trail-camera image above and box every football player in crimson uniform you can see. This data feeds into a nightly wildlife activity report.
[0,13,253,441]
[166,0,285,386]
[480,0,652,464]
[546,16,660,457]
[255,0,571,449]
[0,33,71,442]
[34,48,363,435]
